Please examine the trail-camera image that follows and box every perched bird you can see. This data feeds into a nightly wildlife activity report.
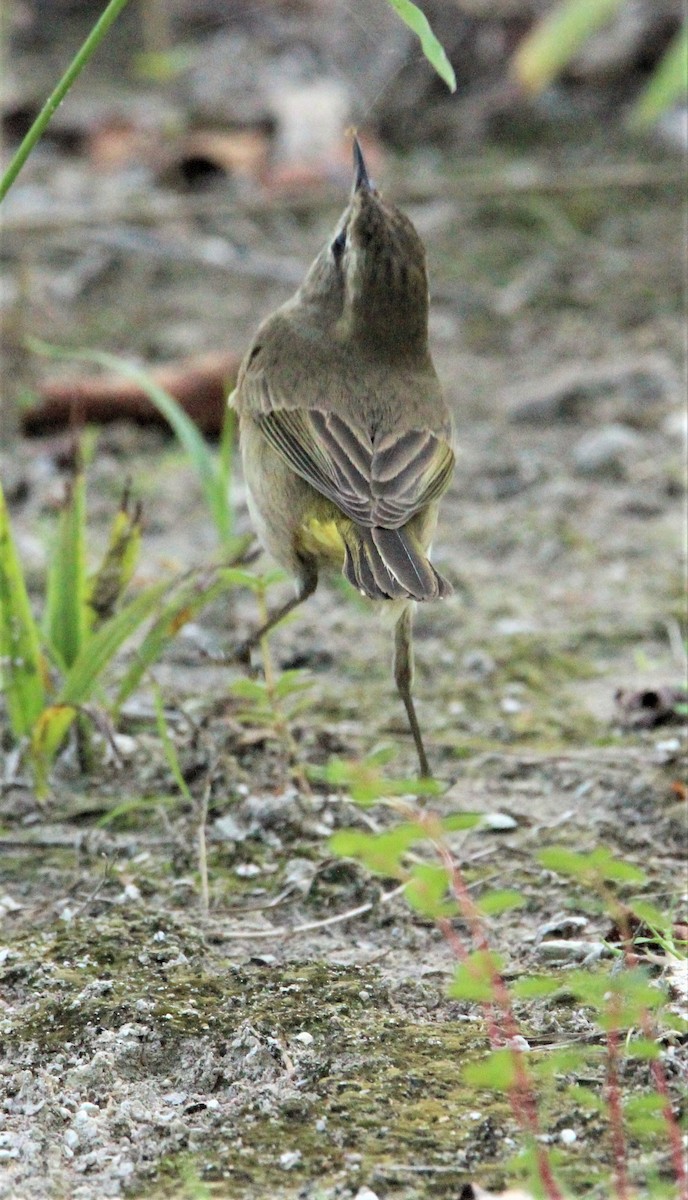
[233,136,454,776]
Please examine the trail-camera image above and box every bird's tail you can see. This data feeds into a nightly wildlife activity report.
[342,524,451,601]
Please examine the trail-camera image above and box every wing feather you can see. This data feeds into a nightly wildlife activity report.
[255,404,453,529]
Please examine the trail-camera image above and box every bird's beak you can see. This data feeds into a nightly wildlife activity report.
[353,135,372,192]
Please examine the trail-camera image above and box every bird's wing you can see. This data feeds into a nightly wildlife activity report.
[254,406,454,529]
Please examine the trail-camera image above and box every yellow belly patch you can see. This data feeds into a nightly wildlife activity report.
[298,517,346,562]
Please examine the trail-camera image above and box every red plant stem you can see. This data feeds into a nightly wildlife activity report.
[605,1015,630,1200]
[613,904,688,1197]
[434,840,564,1200]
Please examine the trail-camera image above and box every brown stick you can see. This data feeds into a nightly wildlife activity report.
[21,351,240,437]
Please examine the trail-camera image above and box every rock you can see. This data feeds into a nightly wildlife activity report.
[504,356,675,425]
[572,424,641,477]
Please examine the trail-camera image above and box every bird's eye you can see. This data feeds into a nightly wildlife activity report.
[331,229,346,262]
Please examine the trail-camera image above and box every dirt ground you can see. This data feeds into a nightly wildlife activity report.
[1,14,687,1198]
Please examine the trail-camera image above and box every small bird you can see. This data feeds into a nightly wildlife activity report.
[233,136,454,776]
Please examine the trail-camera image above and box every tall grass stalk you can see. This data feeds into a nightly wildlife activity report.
[0,0,132,203]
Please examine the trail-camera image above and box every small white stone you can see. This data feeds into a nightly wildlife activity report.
[508,1035,531,1052]
[234,863,261,878]
[279,1150,302,1169]
[293,1031,313,1045]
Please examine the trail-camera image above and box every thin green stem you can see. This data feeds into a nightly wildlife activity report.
[0,0,132,204]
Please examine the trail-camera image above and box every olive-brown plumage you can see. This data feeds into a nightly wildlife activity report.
[233,137,454,775]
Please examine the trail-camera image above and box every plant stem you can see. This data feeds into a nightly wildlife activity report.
[0,0,132,203]
[434,838,563,1199]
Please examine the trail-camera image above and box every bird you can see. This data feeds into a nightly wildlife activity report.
[232,135,454,776]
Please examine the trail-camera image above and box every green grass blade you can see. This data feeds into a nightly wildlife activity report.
[27,341,235,551]
[58,579,169,706]
[630,25,688,128]
[153,686,192,803]
[86,492,142,628]
[0,0,132,203]
[512,0,624,94]
[44,468,87,669]
[114,569,241,708]
[386,0,456,91]
[30,703,78,790]
[0,484,46,736]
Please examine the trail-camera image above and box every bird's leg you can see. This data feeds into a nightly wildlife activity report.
[234,555,318,665]
[394,604,431,779]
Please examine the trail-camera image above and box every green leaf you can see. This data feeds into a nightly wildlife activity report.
[625,1037,661,1061]
[512,974,563,1000]
[477,889,525,917]
[44,469,87,669]
[405,863,457,919]
[330,823,425,877]
[448,949,503,1003]
[153,686,192,802]
[230,678,269,702]
[624,1092,671,1140]
[463,1047,517,1091]
[561,1083,605,1111]
[87,491,141,628]
[539,844,646,886]
[630,25,688,129]
[314,755,442,804]
[561,965,664,1028]
[386,0,456,91]
[512,0,625,94]
[441,812,482,832]
[0,483,46,736]
[531,1045,594,1077]
[30,704,78,782]
[58,579,169,705]
[115,570,240,708]
[629,900,672,932]
[274,669,312,699]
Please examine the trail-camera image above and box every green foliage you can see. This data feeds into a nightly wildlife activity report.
[44,469,87,669]
[463,1046,517,1090]
[331,823,427,879]
[449,949,504,1003]
[312,749,445,805]
[154,687,193,804]
[624,1092,673,1139]
[513,0,624,92]
[539,844,646,886]
[29,342,245,559]
[405,862,458,917]
[0,0,132,203]
[630,24,688,128]
[476,888,525,917]
[0,462,249,793]
[0,487,46,739]
[1,468,169,789]
[513,0,687,128]
[115,566,254,709]
[386,0,456,92]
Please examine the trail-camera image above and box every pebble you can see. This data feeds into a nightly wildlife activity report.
[536,939,607,963]
[572,424,641,477]
[279,1150,302,1169]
